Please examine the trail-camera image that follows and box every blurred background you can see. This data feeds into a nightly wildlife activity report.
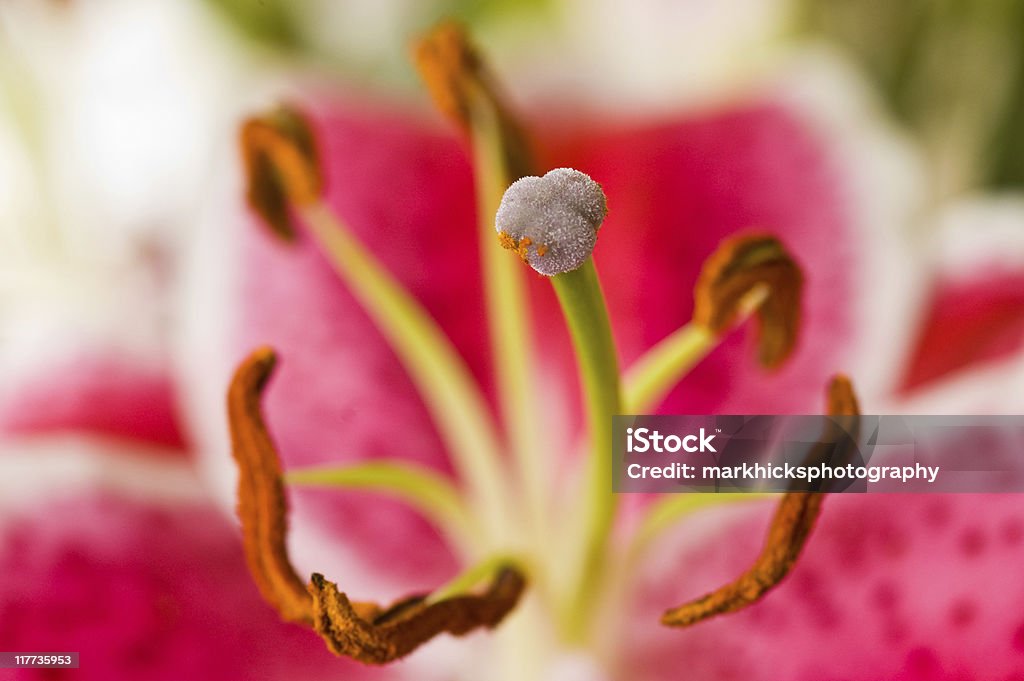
[2,0,1024,679]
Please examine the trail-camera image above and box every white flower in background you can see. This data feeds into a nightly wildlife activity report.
[0,0,252,444]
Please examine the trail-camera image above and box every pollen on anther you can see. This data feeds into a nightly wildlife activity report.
[495,168,607,276]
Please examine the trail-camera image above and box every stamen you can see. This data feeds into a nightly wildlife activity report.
[310,569,525,664]
[411,21,478,132]
[495,168,608,276]
[413,22,548,562]
[624,235,800,413]
[300,201,516,539]
[227,346,314,624]
[660,375,860,628]
[240,107,322,240]
[285,461,479,555]
[228,348,527,664]
[412,21,532,179]
[623,322,717,413]
[693,233,803,369]
[239,106,514,542]
[426,553,525,604]
[628,493,773,561]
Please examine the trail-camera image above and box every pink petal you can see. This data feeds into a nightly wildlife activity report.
[0,351,184,450]
[180,73,905,589]
[0,485,385,680]
[902,272,1024,392]
[546,102,857,415]
[900,200,1024,394]
[624,495,1024,680]
[188,97,491,590]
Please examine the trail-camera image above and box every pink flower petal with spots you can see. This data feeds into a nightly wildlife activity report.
[0,448,388,681]
[623,495,1024,680]
[179,82,890,585]
[181,97,492,593]
[547,101,858,416]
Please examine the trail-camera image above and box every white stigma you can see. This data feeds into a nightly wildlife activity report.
[495,168,608,276]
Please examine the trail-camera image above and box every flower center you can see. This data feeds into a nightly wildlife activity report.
[225,19,859,674]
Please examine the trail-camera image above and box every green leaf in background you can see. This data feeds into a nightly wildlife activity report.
[202,0,307,52]
[201,0,554,60]
[985,35,1024,190]
[199,0,557,98]
[798,0,1024,193]
[444,0,553,23]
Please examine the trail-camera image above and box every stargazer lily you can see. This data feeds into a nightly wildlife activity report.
[3,17,1024,681]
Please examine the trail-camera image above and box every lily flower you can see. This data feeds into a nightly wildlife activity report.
[3,14,1024,681]
[172,22,1024,680]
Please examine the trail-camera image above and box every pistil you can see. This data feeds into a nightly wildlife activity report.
[549,258,623,641]
[493,167,621,640]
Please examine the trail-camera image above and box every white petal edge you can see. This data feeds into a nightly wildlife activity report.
[767,42,931,405]
[882,194,1024,413]
[0,435,205,513]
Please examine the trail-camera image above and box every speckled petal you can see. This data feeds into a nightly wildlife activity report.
[178,97,490,594]
[545,103,857,416]
[0,454,388,681]
[622,495,1024,680]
